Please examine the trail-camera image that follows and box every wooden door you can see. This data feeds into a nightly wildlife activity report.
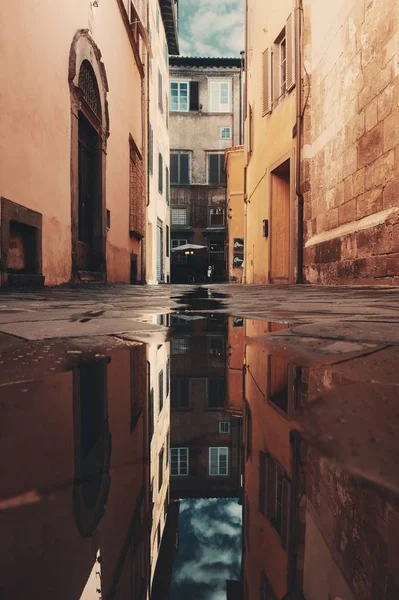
[270,167,290,282]
[77,115,97,270]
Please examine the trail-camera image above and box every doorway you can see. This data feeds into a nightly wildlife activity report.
[270,160,290,283]
[77,113,101,271]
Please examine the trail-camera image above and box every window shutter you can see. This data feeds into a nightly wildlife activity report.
[209,154,218,184]
[281,477,291,549]
[158,153,163,193]
[170,153,178,184]
[189,81,199,111]
[166,166,169,204]
[286,13,296,91]
[219,154,226,185]
[262,48,271,115]
[180,153,189,184]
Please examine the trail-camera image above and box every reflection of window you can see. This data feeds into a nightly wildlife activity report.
[171,337,190,355]
[171,207,188,225]
[259,452,290,548]
[208,153,226,185]
[245,401,252,460]
[209,207,225,226]
[208,80,231,112]
[158,69,163,111]
[208,336,224,356]
[170,81,189,111]
[171,447,189,476]
[219,421,230,433]
[220,126,232,139]
[170,152,190,184]
[158,370,164,413]
[209,447,229,475]
[166,359,170,398]
[208,378,225,409]
[158,448,164,491]
[171,378,191,409]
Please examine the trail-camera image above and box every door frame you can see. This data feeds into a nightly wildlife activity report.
[268,149,296,284]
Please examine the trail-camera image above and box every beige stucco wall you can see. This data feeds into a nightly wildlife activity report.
[146,0,171,284]
[226,147,245,281]
[0,0,144,285]
[245,0,297,284]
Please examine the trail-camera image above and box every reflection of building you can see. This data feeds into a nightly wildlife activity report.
[225,146,245,282]
[170,315,241,499]
[169,57,243,283]
[226,315,245,417]
[241,321,399,599]
[146,0,179,284]
[0,345,151,599]
[0,0,149,286]
[147,333,171,588]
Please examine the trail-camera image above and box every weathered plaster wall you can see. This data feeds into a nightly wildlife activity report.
[303,0,399,284]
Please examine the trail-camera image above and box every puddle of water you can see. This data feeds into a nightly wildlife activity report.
[0,314,398,599]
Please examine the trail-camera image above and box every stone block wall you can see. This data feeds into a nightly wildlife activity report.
[303,0,399,284]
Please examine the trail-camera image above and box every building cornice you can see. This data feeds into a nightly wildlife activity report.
[159,0,179,55]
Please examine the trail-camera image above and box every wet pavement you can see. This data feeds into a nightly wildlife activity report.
[1,284,399,599]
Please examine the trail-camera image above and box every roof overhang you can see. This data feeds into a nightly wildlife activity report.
[170,56,242,68]
[159,0,179,55]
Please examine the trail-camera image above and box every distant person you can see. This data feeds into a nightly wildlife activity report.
[207,265,214,283]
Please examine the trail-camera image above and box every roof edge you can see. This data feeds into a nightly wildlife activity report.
[159,0,179,55]
[170,56,242,68]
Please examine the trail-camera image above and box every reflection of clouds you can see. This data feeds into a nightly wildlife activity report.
[172,499,242,599]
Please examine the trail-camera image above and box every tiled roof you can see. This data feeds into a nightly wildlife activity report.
[170,56,242,68]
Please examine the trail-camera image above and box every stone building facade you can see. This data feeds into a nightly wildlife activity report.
[0,0,149,286]
[146,1,178,285]
[302,0,399,285]
[169,57,243,283]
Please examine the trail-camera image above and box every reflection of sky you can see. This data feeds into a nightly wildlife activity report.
[171,498,242,600]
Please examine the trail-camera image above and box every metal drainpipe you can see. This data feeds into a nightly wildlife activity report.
[239,51,245,145]
[295,0,304,284]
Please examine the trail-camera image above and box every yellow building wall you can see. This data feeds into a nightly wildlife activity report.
[226,147,245,282]
[245,0,297,284]
[0,0,144,285]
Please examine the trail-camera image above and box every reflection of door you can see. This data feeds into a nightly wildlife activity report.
[270,161,290,283]
[156,222,163,282]
[78,114,99,271]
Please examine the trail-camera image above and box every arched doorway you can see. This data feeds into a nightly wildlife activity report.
[69,31,109,281]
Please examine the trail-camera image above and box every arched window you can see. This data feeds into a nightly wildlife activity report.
[78,60,101,120]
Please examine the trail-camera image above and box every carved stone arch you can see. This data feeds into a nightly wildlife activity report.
[69,30,108,281]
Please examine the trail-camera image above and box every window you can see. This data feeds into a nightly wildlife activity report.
[208,336,224,356]
[164,41,169,67]
[280,35,287,96]
[171,447,189,476]
[170,81,189,112]
[171,238,187,249]
[219,421,230,434]
[158,448,164,491]
[259,452,290,548]
[208,378,225,409]
[166,166,170,204]
[166,225,170,257]
[149,123,153,175]
[171,207,188,225]
[209,447,229,475]
[209,207,225,227]
[274,16,295,104]
[165,93,169,128]
[158,153,163,194]
[158,370,164,413]
[171,336,190,354]
[209,239,225,265]
[170,81,199,112]
[170,152,190,184]
[220,126,232,140]
[166,359,170,397]
[208,153,226,185]
[171,377,191,409]
[158,69,163,111]
[208,80,231,112]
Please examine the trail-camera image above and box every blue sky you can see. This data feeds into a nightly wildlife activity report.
[178,0,245,57]
[171,498,242,600]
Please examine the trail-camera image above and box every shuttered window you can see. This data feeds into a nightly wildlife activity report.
[165,166,170,204]
[158,69,163,111]
[148,123,153,175]
[208,153,226,185]
[170,152,190,184]
[286,13,296,91]
[259,452,290,549]
[158,369,164,413]
[262,48,272,115]
[158,153,163,194]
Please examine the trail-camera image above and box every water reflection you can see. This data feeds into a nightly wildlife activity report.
[0,314,398,599]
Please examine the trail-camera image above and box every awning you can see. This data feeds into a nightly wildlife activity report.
[172,244,207,253]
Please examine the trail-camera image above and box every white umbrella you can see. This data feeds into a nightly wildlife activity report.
[171,244,207,253]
